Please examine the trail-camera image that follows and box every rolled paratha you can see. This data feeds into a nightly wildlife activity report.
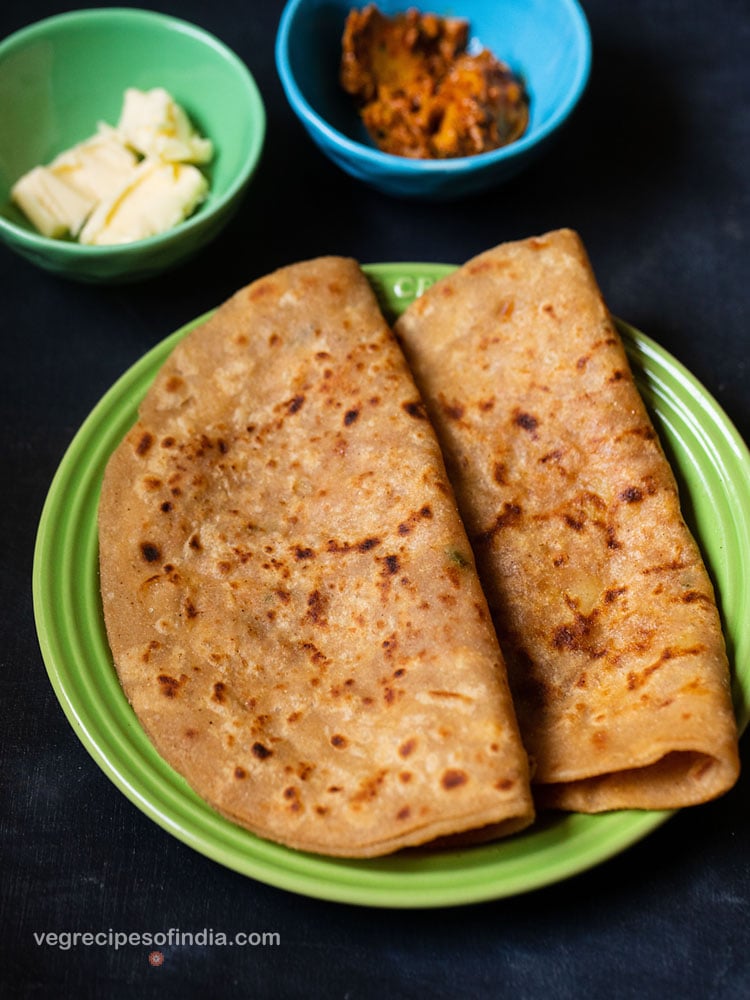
[98,256,534,856]
[394,229,740,811]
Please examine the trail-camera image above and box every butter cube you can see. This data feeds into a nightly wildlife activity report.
[117,87,213,164]
[50,125,139,203]
[11,166,96,238]
[79,160,208,246]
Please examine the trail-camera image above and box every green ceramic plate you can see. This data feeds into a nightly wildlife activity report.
[33,264,750,907]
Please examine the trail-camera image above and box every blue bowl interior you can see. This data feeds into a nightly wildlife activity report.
[283,0,590,157]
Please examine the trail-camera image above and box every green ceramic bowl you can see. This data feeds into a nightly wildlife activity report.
[0,8,265,282]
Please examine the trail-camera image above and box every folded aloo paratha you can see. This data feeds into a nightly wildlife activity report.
[394,229,740,811]
[98,256,534,855]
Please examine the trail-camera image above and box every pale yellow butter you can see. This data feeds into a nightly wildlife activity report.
[11,166,95,238]
[79,160,208,246]
[49,125,139,203]
[11,88,213,245]
[117,88,213,164]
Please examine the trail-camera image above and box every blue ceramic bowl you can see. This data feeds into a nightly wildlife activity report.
[276,0,591,199]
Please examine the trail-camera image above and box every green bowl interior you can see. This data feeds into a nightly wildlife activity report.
[0,9,264,236]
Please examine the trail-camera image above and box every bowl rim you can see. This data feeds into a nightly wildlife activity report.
[275,0,592,174]
[0,7,267,257]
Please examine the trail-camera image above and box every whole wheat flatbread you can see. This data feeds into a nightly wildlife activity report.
[394,229,740,811]
[98,256,534,856]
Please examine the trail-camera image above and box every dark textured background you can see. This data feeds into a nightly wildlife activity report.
[2,1,748,997]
